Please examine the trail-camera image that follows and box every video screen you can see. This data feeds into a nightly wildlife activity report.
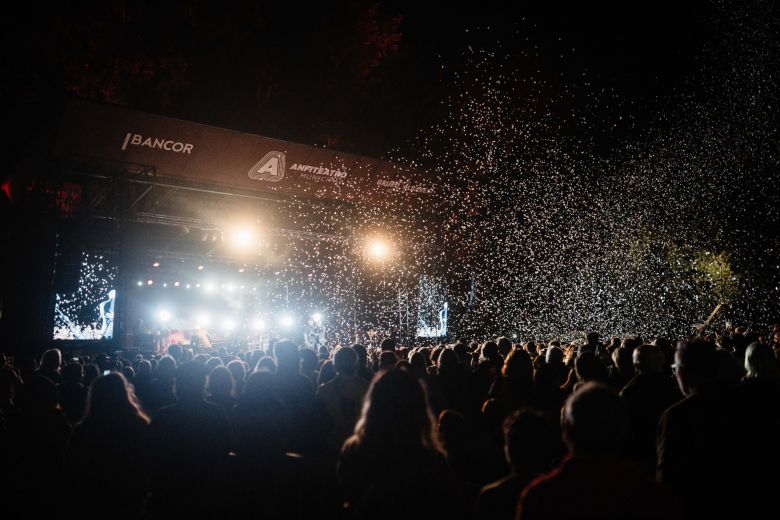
[53,252,117,340]
[416,276,448,338]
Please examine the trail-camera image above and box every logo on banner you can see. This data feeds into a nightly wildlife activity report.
[248,151,286,182]
[121,133,194,154]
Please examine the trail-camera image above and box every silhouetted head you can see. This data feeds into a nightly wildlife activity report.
[380,338,396,352]
[318,360,336,385]
[504,409,558,475]
[674,340,718,395]
[168,344,183,361]
[379,351,397,371]
[208,365,234,398]
[409,351,428,378]
[481,341,500,362]
[226,359,246,384]
[87,372,148,423]
[175,362,208,402]
[137,359,152,378]
[256,356,277,373]
[334,346,358,375]
[436,409,468,449]
[452,342,468,364]
[61,362,83,385]
[632,344,665,374]
[575,351,608,383]
[437,348,458,374]
[351,344,368,368]
[496,336,513,357]
[273,339,300,372]
[562,382,627,457]
[585,331,600,348]
[502,348,533,382]
[157,355,177,380]
[353,368,438,451]
[39,349,61,373]
[204,356,223,373]
[745,342,779,378]
[612,347,634,376]
[546,345,564,364]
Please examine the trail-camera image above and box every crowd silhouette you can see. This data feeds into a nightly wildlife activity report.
[1,325,779,519]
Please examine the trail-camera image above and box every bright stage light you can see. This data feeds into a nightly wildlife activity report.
[196,313,210,327]
[186,284,191,289]
[204,282,215,293]
[223,319,235,331]
[153,262,160,267]
[137,281,143,287]
[230,227,255,249]
[367,238,390,261]
[280,315,294,328]
[147,279,154,285]
[312,312,323,324]
[174,281,180,287]
[163,283,168,288]
[252,319,266,331]
[197,265,204,270]
[159,310,171,322]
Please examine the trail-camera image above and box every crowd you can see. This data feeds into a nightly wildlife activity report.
[1,325,779,519]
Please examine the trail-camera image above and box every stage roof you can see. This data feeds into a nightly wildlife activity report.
[51,99,437,206]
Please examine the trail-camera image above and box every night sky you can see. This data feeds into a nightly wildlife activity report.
[4,1,716,158]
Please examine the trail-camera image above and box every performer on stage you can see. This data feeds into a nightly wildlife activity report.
[98,289,116,338]
[191,328,213,349]
[304,318,326,348]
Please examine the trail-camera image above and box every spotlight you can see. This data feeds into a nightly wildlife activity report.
[230,226,255,249]
[195,283,201,288]
[197,265,204,270]
[312,312,323,324]
[163,283,168,288]
[204,282,215,293]
[137,281,143,287]
[280,315,294,328]
[186,284,191,289]
[367,238,390,260]
[159,310,171,322]
[174,281,180,287]
[223,319,235,331]
[252,319,266,331]
[147,279,154,285]
[153,261,160,267]
[196,313,210,327]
